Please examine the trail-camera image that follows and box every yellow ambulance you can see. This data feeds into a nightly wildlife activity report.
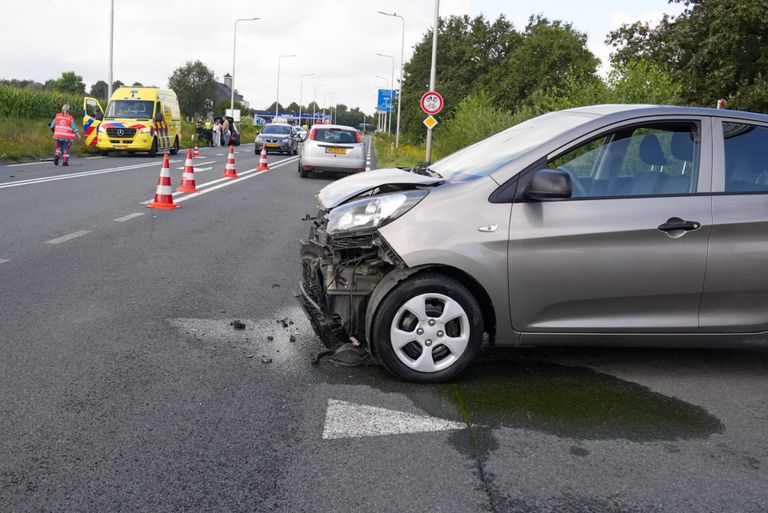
[83,87,181,156]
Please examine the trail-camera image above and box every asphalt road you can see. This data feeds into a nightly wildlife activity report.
[2,140,768,513]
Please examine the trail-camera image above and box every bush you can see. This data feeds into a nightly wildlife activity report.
[434,92,516,157]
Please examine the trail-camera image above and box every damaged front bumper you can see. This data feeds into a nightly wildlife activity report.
[297,213,404,351]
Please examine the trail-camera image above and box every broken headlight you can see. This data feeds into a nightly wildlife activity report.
[327,190,428,236]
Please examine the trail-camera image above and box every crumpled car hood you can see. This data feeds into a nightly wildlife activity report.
[315,168,443,209]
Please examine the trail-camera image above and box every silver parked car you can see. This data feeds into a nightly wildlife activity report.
[255,123,299,155]
[298,124,365,178]
[298,105,768,382]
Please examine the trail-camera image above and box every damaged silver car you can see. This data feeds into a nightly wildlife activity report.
[299,105,768,382]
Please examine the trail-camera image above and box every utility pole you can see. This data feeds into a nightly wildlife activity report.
[107,0,114,100]
[425,0,439,163]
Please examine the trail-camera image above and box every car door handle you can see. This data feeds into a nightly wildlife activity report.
[657,218,701,233]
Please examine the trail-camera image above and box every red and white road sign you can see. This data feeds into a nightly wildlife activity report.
[420,91,444,115]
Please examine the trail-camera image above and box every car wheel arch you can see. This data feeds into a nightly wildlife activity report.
[365,264,496,358]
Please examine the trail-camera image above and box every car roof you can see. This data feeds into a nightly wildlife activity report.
[312,124,358,131]
[567,104,768,123]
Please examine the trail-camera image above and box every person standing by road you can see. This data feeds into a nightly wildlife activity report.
[212,118,221,147]
[221,117,231,147]
[50,104,80,166]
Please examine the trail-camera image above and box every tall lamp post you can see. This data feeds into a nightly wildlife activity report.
[377,53,395,135]
[311,83,325,126]
[231,17,260,116]
[107,0,115,100]
[298,73,314,128]
[322,91,333,123]
[425,0,439,163]
[378,11,405,148]
[275,54,296,118]
[375,75,389,133]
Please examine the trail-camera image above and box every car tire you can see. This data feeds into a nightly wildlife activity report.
[169,137,179,155]
[371,273,483,383]
[148,137,158,157]
[299,161,309,178]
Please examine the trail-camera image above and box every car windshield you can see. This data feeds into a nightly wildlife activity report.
[262,125,291,135]
[314,128,357,144]
[429,110,597,181]
[106,100,154,119]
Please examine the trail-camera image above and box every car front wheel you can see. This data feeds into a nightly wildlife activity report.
[372,273,483,383]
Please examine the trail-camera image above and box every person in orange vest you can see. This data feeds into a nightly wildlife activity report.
[49,104,80,166]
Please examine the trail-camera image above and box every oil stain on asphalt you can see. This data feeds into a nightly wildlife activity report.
[436,359,723,442]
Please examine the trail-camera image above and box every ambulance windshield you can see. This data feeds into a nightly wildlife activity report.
[106,100,154,120]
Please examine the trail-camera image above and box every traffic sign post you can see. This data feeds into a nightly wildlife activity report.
[420,91,444,115]
[422,115,438,129]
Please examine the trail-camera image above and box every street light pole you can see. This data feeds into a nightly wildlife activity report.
[378,12,405,148]
[312,83,325,126]
[231,17,260,116]
[425,0,439,163]
[377,53,395,135]
[275,54,296,119]
[107,0,114,100]
[322,91,333,123]
[298,73,314,128]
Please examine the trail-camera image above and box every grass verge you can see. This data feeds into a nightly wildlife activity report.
[373,133,432,170]
[0,117,95,162]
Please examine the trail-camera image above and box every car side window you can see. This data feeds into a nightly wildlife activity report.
[722,122,768,193]
[549,123,700,199]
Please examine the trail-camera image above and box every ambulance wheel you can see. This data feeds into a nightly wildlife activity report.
[99,150,109,156]
[148,138,158,157]
[169,137,179,155]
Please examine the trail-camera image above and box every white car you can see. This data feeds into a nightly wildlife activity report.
[298,124,365,178]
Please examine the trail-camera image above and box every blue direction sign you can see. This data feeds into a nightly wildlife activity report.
[377,89,397,113]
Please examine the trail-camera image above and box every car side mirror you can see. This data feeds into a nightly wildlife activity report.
[524,169,572,201]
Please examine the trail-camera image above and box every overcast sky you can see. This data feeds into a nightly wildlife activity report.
[0,0,684,114]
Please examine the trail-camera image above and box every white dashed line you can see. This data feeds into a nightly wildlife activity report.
[114,212,145,222]
[215,153,225,156]
[0,259,9,264]
[45,230,91,245]
[85,156,105,160]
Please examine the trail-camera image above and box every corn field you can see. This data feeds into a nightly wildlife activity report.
[0,86,82,119]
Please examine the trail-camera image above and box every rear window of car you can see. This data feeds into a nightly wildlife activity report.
[262,125,291,135]
[314,128,357,144]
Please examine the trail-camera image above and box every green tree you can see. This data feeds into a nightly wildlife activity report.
[284,102,300,115]
[168,60,216,117]
[265,102,285,114]
[89,80,108,99]
[607,0,768,111]
[486,16,599,111]
[132,81,143,87]
[400,14,517,142]
[112,80,124,91]
[54,71,86,94]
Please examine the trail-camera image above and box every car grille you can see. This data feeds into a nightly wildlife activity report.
[106,128,137,138]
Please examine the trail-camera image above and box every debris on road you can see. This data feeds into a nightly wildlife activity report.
[245,354,254,359]
[289,335,296,342]
[231,320,246,330]
[261,356,273,364]
[267,335,274,341]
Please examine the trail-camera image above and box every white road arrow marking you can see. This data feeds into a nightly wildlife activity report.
[322,399,466,440]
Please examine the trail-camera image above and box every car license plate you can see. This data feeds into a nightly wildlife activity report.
[326,147,347,155]
[266,143,279,148]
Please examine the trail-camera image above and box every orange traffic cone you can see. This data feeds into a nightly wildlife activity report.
[147,155,179,209]
[222,145,239,178]
[177,149,198,193]
[257,145,269,171]
[193,144,200,158]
